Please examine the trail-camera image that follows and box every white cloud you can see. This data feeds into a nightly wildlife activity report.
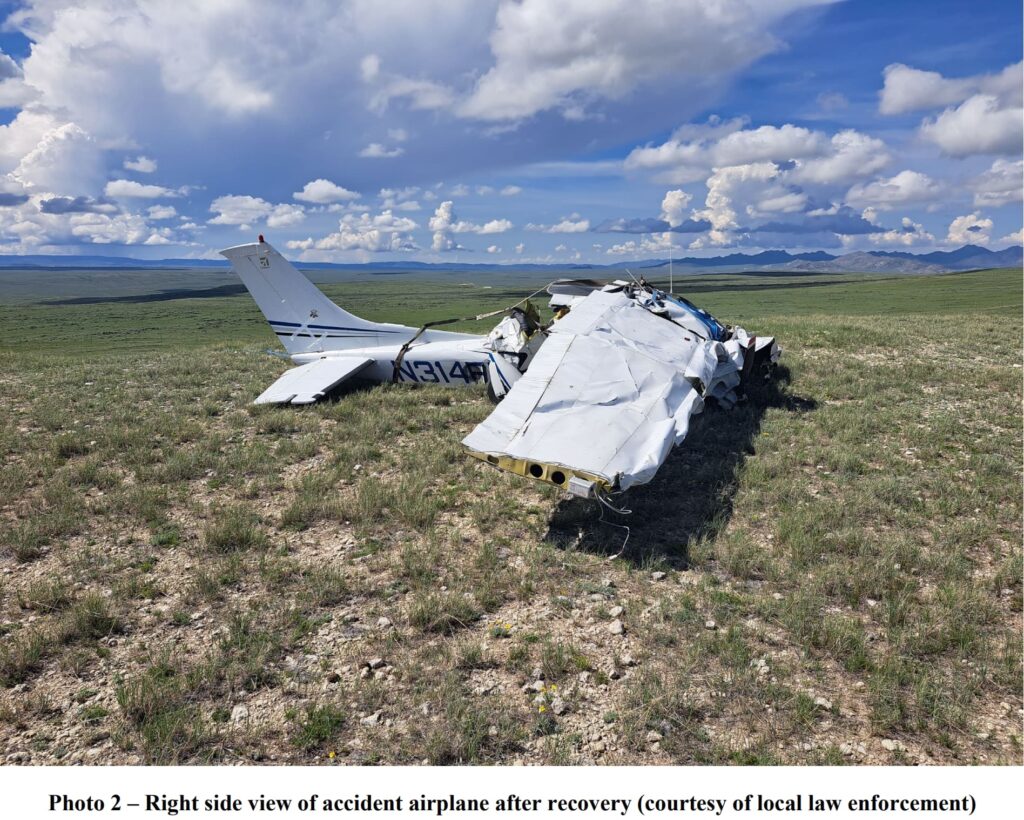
[863,217,934,247]
[208,195,273,225]
[920,94,1023,157]
[457,0,829,121]
[69,211,171,245]
[970,159,1023,208]
[527,217,589,233]
[105,179,181,199]
[692,162,780,244]
[946,212,992,246]
[288,210,418,254]
[3,116,103,196]
[514,242,524,254]
[266,203,305,228]
[450,184,470,197]
[124,156,157,173]
[500,185,522,196]
[659,189,691,227]
[711,124,826,166]
[293,178,360,203]
[486,244,500,253]
[427,200,512,250]
[879,62,1022,115]
[998,229,1023,245]
[789,130,889,184]
[359,142,405,159]
[147,204,177,219]
[845,170,942,210]
[626,121,888,187]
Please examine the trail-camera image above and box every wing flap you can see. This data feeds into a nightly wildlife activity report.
[254,357,373,405]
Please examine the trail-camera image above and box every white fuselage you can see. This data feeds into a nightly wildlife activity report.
[287,328,502,388]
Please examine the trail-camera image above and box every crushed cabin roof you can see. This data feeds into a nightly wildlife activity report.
[463,281,779,496]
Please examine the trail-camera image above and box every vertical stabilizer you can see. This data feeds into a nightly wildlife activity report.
[220,239,411,354]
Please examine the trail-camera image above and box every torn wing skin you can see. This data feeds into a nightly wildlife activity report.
[462,281,781,495]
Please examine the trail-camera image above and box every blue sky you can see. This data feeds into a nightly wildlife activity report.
[0,0,1020,262]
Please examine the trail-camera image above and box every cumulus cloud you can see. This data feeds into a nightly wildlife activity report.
[500,185,522,196]
[208,195,304,228]
[879,62,1022,115]
[4,118,104,196]
[788,130,889,184]
[998,229,1023,245]
[293,179,360,204]
[458,0,829,121]
[920,94,1023,157]
[486,244,500,253]
[105,179,182,199]
[970,159,1023,208]
[147,205,178,219]
[427,200,512,250]
[626,120,888,188]
[124,156,157,173]
[659,189,692,228]
[845,170,942,210]
[946,212,992,246]
[863,216,935,247]
[288,210,418,254]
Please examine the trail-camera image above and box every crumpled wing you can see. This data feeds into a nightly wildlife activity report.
[463,290,710,493]
[254,357,373,405]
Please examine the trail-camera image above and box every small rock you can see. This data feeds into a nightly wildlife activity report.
[488,725,498,737]
[360,711,381,727]
[650,571,667,581]
[601,578,615,588]
[608,668,621,680]
[551,698,568,716]
[591,741,606,753]
[326,671,341,683]
[881,739,905,752]
[839,743,854,756]
[87,731,110,746]
[704,619,717,630]
[578,671,591,683]
[359,667,371,680]
[420,703,431,716]
[771,592,783,600]
[367,657,385,670]
[524,680,545,694]
[608,605,624,618]
[646,730,663,743]
[814,696,832,711]
[230,705,249,724]
[621,654,638,667]
[377,617,392,629]
[531,666,544,680]
[608,619,624,635]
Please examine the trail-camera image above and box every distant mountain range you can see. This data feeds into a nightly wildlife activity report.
[0,244,1019,274]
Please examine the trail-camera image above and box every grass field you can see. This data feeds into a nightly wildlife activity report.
[0,266,1020,765]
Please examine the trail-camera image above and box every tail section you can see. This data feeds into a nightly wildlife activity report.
[220,239,412,354]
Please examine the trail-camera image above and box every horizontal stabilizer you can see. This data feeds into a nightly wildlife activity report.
[254,357,373,405]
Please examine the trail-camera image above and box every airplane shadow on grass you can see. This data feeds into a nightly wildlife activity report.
[543,365,816,567]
